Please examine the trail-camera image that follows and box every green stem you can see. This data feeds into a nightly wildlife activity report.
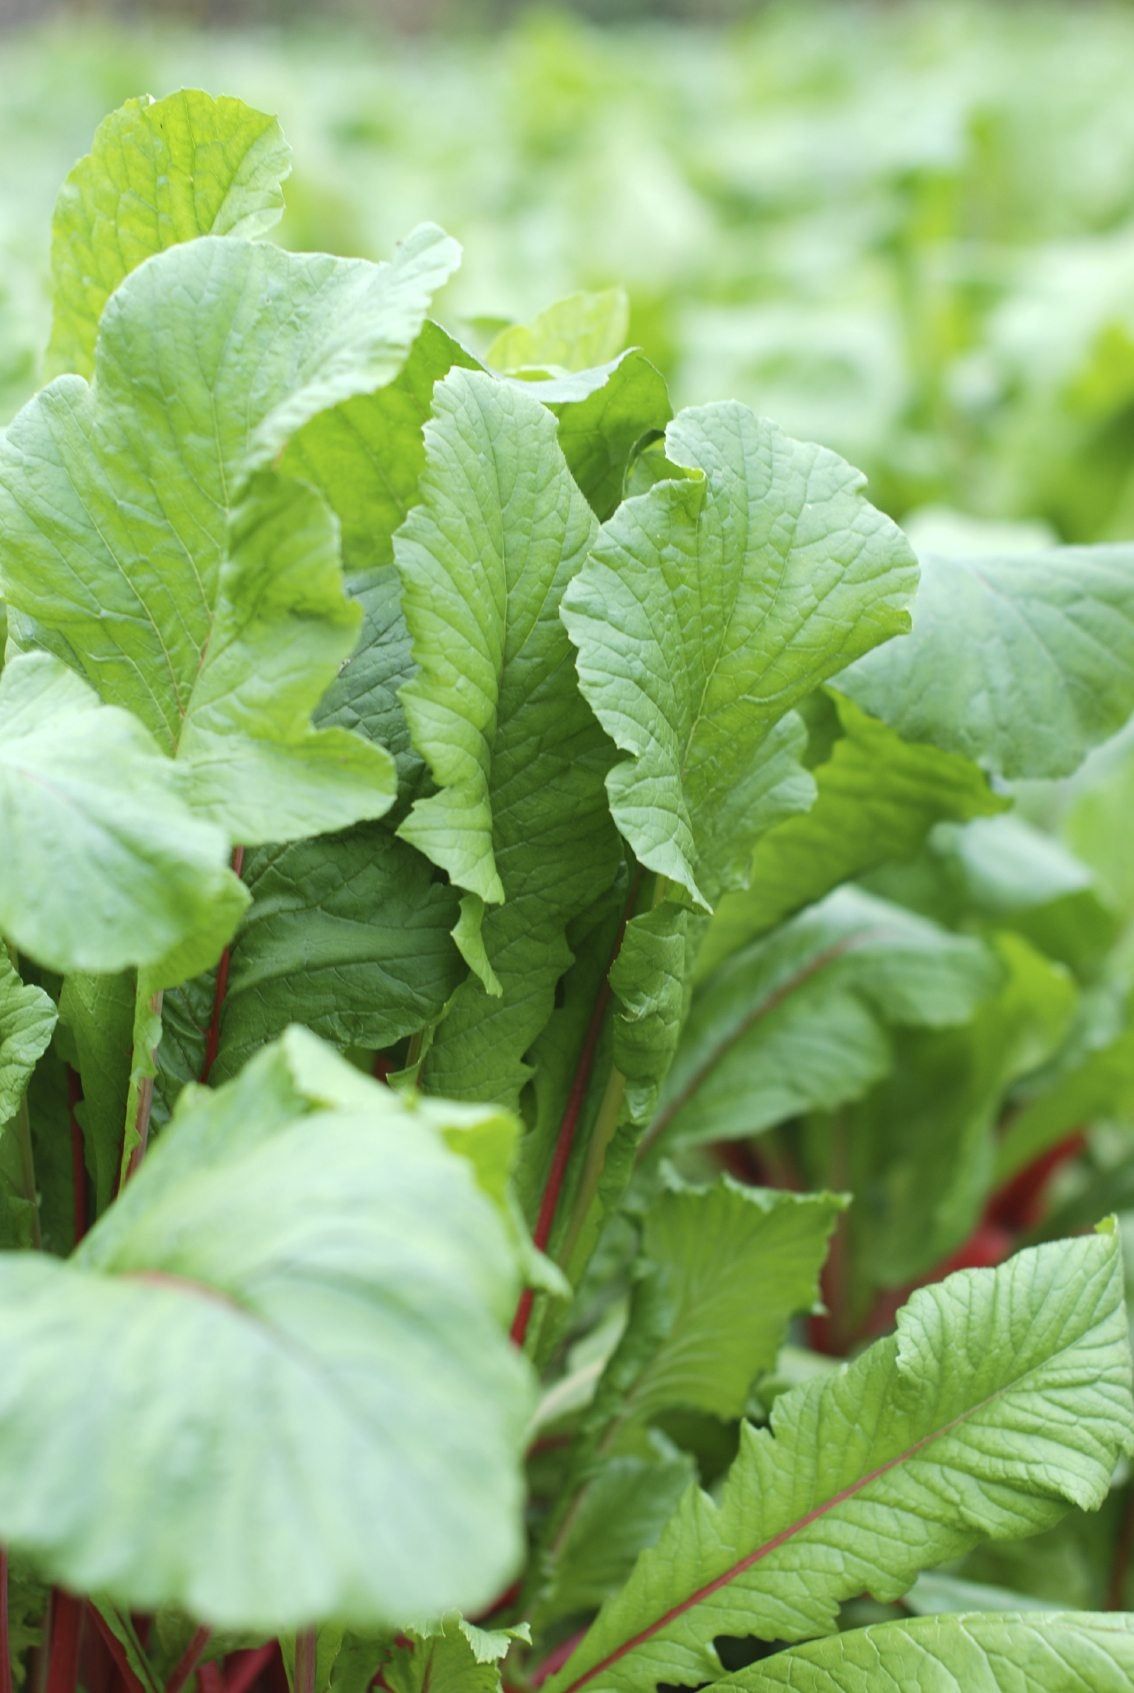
[12,1097,41,1250]
[120,981,164,1188]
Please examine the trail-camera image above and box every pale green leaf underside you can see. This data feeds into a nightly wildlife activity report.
[0,1031,531,1631]
[841,544,1134,779]
[562,403,917,908]
[0,653,246,977]
[715,1611,1134,1691]
[547,1232,1134,1693]
[0,225,458,841]
[651,887,999,1148]
[49,89,291,378]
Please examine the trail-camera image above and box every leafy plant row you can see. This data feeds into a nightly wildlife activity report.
[1,89,1134,1693]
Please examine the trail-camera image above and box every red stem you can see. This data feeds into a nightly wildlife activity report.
[1,1549,13,1693]
[511,974,615,1348]
[66,1068,88,1244]
[87,1611,146,1693]
[165,1628,210,1693]
[198,1667,223,1693]
[200,847,245,1086]
[223,1646,276,1693]
[44,1594,84,1693]
[530,1631,587,1689]
[293,1633,316,1693]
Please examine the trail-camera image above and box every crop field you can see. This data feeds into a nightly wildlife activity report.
[1,5,1134,1692]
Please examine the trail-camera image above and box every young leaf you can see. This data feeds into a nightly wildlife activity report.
[49,90,291,378]
[649,887,999,1149]
[0,653,247,978]
[382,1615,527,1693]
[0,1031,532,1631]
[545,1230,1134,1693]
[699,692,1005,976]
[599,1179,846,1430]
[394,368,621,1103]
[488,288,630,373]
[0,226,459,841]
[840,544,1134,779]
[561,403,917,909]
[711,1611,1134,1691]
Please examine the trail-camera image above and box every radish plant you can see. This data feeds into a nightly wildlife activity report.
[2,90,1134,1693]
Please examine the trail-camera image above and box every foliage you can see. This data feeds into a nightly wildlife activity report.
[0,80,1133,1693]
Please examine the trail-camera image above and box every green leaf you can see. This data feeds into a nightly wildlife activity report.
[509,350,672,519]
[699,693,1005,976]
[545,1230,1134,1693]
[0,653,247,978]
[394,368,621,1104]
[649,888,1000,1149]
[383,1613,526,1693]
[561,404,917,909]
[0,225,459,841]
[0,950,56,1246]
[711,1612,1134,1691]
[282,320,479,804]
[0,1030,532,1631]
[533,1184,843,1629]
[601,1179,845,1430]
[841,933,1078,1297]
[57,972,133,1213]
[0,952,55,1135]
[488,288,630,373]
[182,826,462,1087]
[840,544,1134,779]
[48,91,290,379]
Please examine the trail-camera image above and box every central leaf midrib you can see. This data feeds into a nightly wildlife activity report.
[558,1323,1100,1692]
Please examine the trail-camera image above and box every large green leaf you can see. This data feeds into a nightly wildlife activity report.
[561,403,916,909]
[713,1612,1134,1691]
[49,90,291,378]
[649,888,999,1149]
[0,652,246,978]
[0,225,459,841]
[545,1230,1134,1693]
[699,693,1004,976]
[0,1030,532,1631]
[394,368,621,1104]
[840,544,1134,779]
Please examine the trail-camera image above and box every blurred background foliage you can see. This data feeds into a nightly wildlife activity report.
[2,2,1134,544]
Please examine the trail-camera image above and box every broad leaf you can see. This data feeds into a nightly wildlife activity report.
[561,403,917,908]
[649,888,999,1149]
[0,652,246,978]
[49,90,291,378]
[545,1230,1134,1693]
[841,544,1134,779]
[395,368,621,1104]
[713,1611,1134,1691]
[0,1031,532,1631]
[0,226,460,841]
